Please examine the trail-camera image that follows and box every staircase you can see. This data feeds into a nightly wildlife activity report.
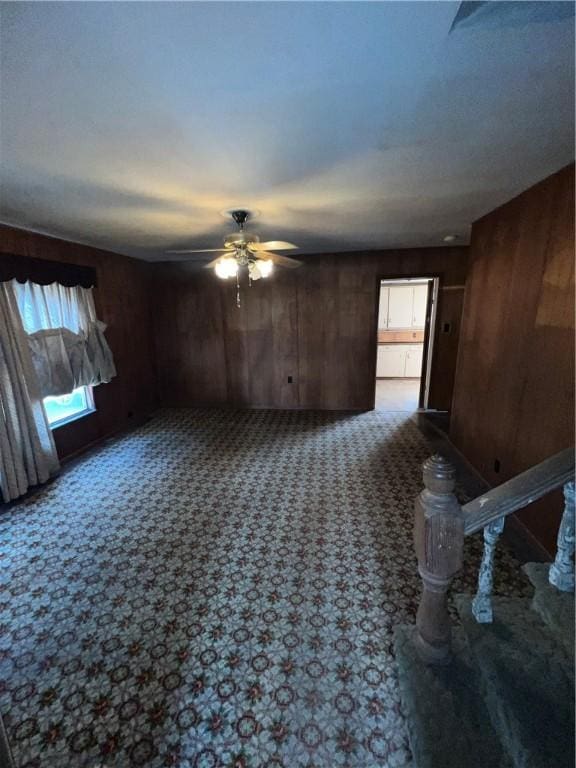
[395,449,575,768]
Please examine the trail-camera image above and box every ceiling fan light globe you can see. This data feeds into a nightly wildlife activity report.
[214,261,228,279]
[215,257,238,279]
[249,262,262,280]
[257,259,273,278]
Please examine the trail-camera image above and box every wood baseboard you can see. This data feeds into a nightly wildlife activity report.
[58,411,157,468]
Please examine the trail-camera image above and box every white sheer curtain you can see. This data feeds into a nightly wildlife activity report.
[14,280,94,333]
[0,283,59,502]
[12,281,116,397]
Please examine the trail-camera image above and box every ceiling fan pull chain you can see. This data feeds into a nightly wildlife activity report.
[236,271,241,308]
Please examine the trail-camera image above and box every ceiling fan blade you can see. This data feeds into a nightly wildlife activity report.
[165,254,220,262]
[255,251,303,268]
[249,240,298,251]
[165,248,229,254]
[203,257,226,269]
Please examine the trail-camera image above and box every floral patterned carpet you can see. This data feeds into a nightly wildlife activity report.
[0,408,529,768]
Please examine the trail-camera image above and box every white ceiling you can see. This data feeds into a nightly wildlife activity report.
[1,1,574,262]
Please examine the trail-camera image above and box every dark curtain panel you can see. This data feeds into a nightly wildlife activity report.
[0,253,97,288]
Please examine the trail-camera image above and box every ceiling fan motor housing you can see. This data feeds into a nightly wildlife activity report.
[224,232,260,249]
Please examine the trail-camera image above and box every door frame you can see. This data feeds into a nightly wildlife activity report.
[372,272,444,410]
[419,278,439,408]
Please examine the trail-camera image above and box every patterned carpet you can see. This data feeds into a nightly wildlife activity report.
[0,408,529,768]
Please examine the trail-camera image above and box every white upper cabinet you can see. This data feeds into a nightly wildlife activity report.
[412,284,428,328]
[378,286,389,329]
[387,285,414,329]
[378,283,429,330]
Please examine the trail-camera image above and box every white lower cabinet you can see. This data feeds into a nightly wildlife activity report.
[377,345,406,378]
[404,345,424,377]
[377,343,423,378]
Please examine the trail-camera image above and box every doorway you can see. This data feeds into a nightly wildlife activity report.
[374,277,439,412]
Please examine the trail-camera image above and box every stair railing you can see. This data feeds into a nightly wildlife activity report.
[413,447,575,665]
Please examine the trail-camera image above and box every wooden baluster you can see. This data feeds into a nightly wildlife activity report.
[549,480,575,592]
[414,455,464,664]
[472,516,505,623]
[0,713,14,768]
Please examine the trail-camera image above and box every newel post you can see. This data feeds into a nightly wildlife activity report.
[414,455,464,664]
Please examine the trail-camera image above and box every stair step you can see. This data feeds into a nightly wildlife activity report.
[523,562,575,658]
[394,624,512,768]
[455,594,575,768]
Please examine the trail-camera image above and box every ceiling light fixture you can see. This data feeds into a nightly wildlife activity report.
[213,246,274,306]
[443,234,458,242]
[167,210,301,307]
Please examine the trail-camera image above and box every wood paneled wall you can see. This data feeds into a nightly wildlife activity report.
[153,247,468,411]
[450,164,575,556]
[0,225,158,459]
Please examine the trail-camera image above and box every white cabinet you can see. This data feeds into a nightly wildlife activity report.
[412,285,428,328]
[377,343,424,378]
[378,284,428,330]
[378,288,389,330]
[377,344,406,377]
[387,285,414,329]
[404,345,424,377]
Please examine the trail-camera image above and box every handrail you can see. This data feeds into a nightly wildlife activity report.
[412,447,575,662]
[463,447,575,536]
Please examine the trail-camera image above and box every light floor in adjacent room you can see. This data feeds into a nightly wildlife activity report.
[0,408,529,767]
[375,379,421,412]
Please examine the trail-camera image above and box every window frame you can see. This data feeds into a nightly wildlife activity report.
[43,386,96,430]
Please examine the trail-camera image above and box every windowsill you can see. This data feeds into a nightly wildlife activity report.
[49,408,97,430]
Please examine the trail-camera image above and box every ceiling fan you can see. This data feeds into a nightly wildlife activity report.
[167,209,302,293]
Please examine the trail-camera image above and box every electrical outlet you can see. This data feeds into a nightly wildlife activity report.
[287,376,293,384]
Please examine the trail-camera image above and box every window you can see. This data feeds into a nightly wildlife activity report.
[43,386,95,428]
